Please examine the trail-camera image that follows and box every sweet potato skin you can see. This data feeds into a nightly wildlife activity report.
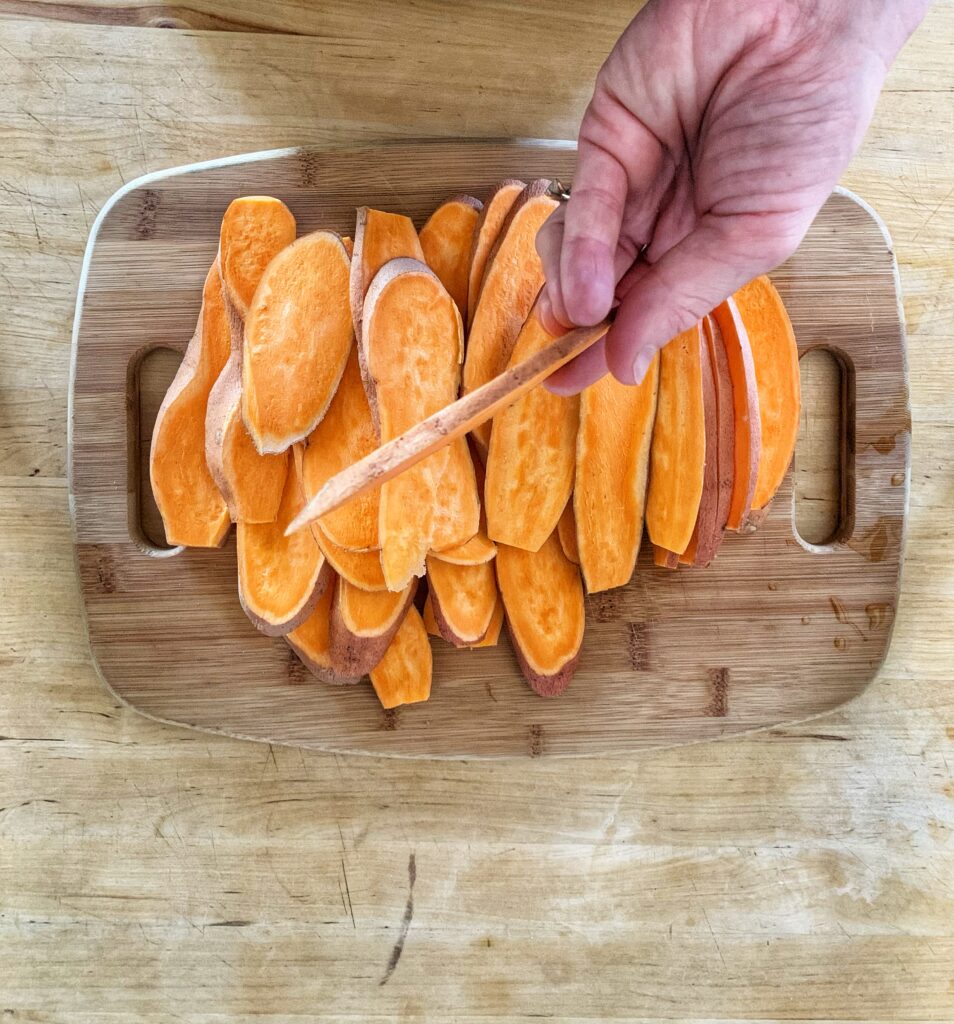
[329,578,416,678]
[286,575,361,685]
[150,260,232,548]
[496,532,585,697]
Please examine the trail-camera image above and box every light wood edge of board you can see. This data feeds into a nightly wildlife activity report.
[285,319,610,535]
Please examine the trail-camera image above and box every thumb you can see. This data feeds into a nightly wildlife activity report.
[604,215,799,384]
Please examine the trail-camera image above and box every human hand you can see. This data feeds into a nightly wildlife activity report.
[539,0,929,392]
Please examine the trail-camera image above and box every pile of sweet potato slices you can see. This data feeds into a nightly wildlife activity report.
[150,182,800,708]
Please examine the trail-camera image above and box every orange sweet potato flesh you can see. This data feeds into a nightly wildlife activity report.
[237,450,331,635]
[206,219,290,524]
[243,231,353,454]
[425,555,497,646]
[350,207,424,414]
[654,545,681,569]
[313,526,387,592]
[370,605,432,709]
[286,574,361,685]
[431,447,495,564]
[300,347,379,552]
[734,276,800,510]
[712,297,762,530]
[705,314,736,537]
[422,592,502,648]
[557,501,580,565]
[329,578,416,677]
[420,195,482,319]
[462,180,559,452]
[496,531,585,697]
[646,324,706,555]
[150,260,231,547]
[467,180,525,329]
[429,437,481,553]
[679,323,722,568]
[219,196,296,318]
[485,309,579,552]
[575,352,660,592]
[363,258,465,591]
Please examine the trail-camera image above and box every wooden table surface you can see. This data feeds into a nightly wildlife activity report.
[2,2,952,1020]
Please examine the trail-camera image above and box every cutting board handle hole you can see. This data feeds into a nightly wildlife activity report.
[792,345,855,549]
[128,343,186,557]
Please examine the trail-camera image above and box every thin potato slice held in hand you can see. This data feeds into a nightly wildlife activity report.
[205,285,289,524]
[364,258,464,591]
[734,275,800,511]
[420,195,482,319]
[646,324,707,555]
[575,352,659,592]
[219,196,296,318]
[301,347,379,552]
[712,297,762,530]
[679,327,721,568]
[286,574,361,685]
[467,179,525,329]
[425,555,497,646]
[329,578,417,678]
[485,310,579,552]
[463,180,559,451]
[313,526,387,592]
[150,260,232,547]
[705,314,736,537]
[238,451,331,636]
[370,605,432,710]
[243,230,353,454]
[497,532,585,697]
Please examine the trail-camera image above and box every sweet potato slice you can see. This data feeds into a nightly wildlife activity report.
[462,180,559,451]
[429,437,482,553]
[350,208,424,407]
[734,276,800,510]
[150,260,232,547]
[329,578,416,677]
[205,292,289,524]
[575,352,660,592]
[485,309,579,552]
[678,326,722,568]
[363,258,464,590]
[369,605,432,709]
[242,230,353,454]
[422,591,502,648]
[654,546,681,570]
[419,195,482,319]
[557,501,580,565]
[313,526,387,592]
[300,347,379,552]
[467,179,525,329]
[497,531,585,697]
[645,324,706,555]
[712,297,762,530]
[219,196,296,318]
[237,451,331,635]
[286,575,361,685]
[705,314,736,537]
[430,527,496,566]
[422,593,441,637]
[425,555,497,646]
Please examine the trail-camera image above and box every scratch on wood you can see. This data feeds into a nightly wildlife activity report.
[528,724,544,757]
[626,622,651,671]
[136,188,160,240]
[379,852,416,986]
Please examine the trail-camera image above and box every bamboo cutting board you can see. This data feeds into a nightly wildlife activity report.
[69,140,909,758]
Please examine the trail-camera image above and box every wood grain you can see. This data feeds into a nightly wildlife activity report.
[69,142,909,758]
[2,0,953,1018]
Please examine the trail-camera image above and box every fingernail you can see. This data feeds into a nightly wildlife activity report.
[630,347,654,385]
